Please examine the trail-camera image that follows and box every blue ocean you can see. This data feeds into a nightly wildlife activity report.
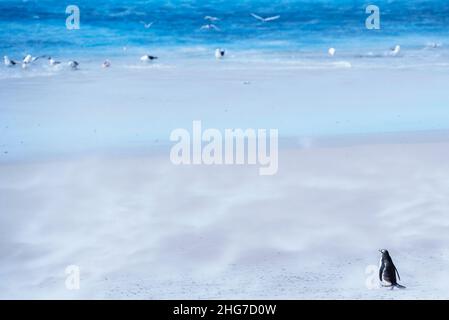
[2,1,449,160]
[1,0,449,59]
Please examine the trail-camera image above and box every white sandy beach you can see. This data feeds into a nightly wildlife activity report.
[1,60,449,299]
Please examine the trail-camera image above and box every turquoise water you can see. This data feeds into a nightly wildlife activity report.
[1,1,449,160]
[1,0,449,58]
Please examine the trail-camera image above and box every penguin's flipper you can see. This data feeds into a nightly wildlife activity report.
[379,264,384,281]
[394,265,401,281]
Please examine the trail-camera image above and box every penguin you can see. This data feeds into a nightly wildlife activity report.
[379,249,406,289]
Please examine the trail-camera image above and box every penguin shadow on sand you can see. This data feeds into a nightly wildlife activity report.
[379,249,406,289]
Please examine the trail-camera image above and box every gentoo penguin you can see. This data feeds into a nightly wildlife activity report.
[328,47,336,57]
[48,57,61,66]
[140,54,158,62]
[4,56,17,67]
[68,60,79,70]
[215,48,225,59]
[102,60,111,68]
[379,249,406,289]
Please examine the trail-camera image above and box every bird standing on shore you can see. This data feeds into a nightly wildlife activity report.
[389,45,401,57]
[22,54,43,68]
[4,56,17,67]
[140,54,158,62]
[68,60,79,70]
[215,48,225,59]
[48,57,61,66]
[379,249,406,289]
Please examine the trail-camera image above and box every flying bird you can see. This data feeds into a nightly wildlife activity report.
[200,24,220,31]
[140,21,154,29]
[204,16,219,22]
[328,47,336,57]
[250,13,280,22]
[379,249,406,289]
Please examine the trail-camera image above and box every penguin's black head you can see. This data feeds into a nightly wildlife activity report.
[379,249,390,256]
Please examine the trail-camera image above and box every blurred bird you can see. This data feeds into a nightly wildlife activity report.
[140,21,154,29]
[204,16,219,22]
[22,54,44,68]
[389,45,401,57]
[215,48,225,59]
[68,60,79,70]
[200,24,220,31]
[48,57,61,66]
[4,56,17,67]
[250,13,280,22]
[140,54,158,62]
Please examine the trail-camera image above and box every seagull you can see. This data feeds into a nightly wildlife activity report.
[200,24,220,31]
[48,57,61,66]
[140,54,158,62]
[215,48,225,59]
[102,60,111,68]
[23,54,33,64]
[250,13,280,22]
[204,16,219,22]
[389,45,401,57]
[22,54,45,68]
[140,21,154,29]
[68,60,79,70]
[4,56,17,67]
[328,47,336,57]
[23,54,43,64]
[426,42,442,49]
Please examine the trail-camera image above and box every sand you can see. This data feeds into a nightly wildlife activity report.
[1,59,449,299]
